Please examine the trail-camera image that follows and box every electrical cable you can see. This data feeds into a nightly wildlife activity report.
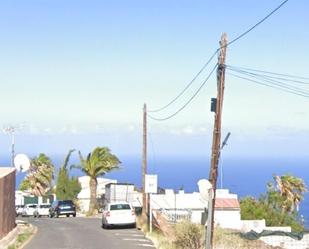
[148,0,289,118]
[226,65,309,83]
[227,72,309,99]
[148,64,218,121]
[148,50,219,113]
[227,0,289,47]
[227,67,309,95]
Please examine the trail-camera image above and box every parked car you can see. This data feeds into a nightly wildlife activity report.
[34,204,51,217]
[49,200,76,218]
[16,205,25,217]
[22,204,38,217]
[102,202,136,229]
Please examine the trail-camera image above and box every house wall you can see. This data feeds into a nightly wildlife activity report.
[215,210,242,230]
[0,168,16,239]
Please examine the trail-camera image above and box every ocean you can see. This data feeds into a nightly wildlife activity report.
[9,154,309,227]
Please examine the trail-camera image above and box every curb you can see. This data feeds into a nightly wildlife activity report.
[0,223,37,249]
[0,225,19,249]
[19,225,37,249]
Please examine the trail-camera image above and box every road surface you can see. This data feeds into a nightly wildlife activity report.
[22,217,155,249]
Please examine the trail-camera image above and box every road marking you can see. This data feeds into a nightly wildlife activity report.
[137,244,156,248]
[114,232,144,237]
[122,238,150,242]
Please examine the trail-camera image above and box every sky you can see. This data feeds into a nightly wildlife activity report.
[0,0,308,161]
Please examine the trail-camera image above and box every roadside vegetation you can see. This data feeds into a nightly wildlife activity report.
[72,147,121,215]
[19,153,54,196]
[56,149,81,201]
[148,222,278,249]
[240,174,307,232]
[7,224,35,249]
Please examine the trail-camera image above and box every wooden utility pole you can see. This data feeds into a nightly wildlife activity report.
[142,103,148,217]
[208,33,228,249]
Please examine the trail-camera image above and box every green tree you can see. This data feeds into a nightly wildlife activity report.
[73,147,120,215]
[240,174,307,232]
[56,149,81,200]
[20,153,54,196]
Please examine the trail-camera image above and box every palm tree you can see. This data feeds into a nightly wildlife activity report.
[26,153,55,196]
[74,147,120,214]
[274,174,307,213]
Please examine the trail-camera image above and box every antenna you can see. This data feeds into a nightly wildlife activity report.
[14,154,30,173]
[3,124,24,166]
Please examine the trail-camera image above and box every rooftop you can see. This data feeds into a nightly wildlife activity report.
[0,167,15,178]
[215,198,240,209]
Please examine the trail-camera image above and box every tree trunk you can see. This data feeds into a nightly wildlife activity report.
[89,177,97,215]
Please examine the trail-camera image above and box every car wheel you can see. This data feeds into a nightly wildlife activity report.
[66,214,69,217]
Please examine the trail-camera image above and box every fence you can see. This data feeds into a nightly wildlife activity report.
[0,168,16,239]
[215,228,309,249]
[157,208,192,223]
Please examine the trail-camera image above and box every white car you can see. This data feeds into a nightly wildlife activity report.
[16,205,25,217]
[34,204,51,217]
[22,204,38,217]
[102,202,136,229]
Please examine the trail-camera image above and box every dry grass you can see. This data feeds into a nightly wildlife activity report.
[147,223,282,249]
[214,227,281,249]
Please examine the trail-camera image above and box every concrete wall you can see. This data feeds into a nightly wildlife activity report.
[215,210,242,230]
[260,234,309,249]
[0,168,16,239]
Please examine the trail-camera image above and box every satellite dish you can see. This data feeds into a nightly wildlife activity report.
[198,179,213,201]
[14,154,30,172]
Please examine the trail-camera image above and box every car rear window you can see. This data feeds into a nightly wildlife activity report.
[110,204,131,210]
[59,200,73,206]
[40,205,51,208]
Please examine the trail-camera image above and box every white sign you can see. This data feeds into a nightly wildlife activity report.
[145,174,158,194]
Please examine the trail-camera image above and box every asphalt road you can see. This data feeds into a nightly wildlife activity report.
[22,217,155,249]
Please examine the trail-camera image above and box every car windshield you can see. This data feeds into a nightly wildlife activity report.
[110,204,131,210]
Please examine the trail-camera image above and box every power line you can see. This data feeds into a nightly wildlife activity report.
[148,0,289,118]
[148,50,219,113]
[148,64,218,121]
[227,0,289,47]
[227,65,309,83]
[227,67,309,95]
[227,72,309,99]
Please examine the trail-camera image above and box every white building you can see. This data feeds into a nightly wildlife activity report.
[214,189,241,230]
[77,176,117,212]
[104,183,142,208]
[151,188,242,229]
[15,190,54,205]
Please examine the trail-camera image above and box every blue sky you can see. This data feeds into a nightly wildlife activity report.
[0,0,308,160]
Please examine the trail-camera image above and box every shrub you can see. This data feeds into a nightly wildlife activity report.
[174,221,204,249]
